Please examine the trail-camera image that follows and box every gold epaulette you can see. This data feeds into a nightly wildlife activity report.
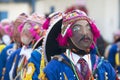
[23,62,35,80]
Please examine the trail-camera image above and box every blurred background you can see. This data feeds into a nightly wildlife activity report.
[0,0,119,43]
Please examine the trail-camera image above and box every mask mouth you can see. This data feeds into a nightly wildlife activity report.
[79,35,91,43]
[83,37,91,42]
[21,36,32,45]
[67,38,90,56]
[68,36,92,52]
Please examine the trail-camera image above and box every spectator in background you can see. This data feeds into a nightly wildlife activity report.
[108,30,120,74]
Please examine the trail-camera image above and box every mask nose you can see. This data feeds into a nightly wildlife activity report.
[82,27,88,35]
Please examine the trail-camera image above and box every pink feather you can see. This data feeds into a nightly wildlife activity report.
[29,28,41,40]
[29,28,36,37]
[90,22,100,38]
[66,28,73,37]
[35,34,40,40]
[18,23,24,32]
[42,18,50,29]
[90,22,100,49]
[56,33,68,46]
[4,25,13,36]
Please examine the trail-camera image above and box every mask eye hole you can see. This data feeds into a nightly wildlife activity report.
[86,24,91,30]
[73,24,81,31]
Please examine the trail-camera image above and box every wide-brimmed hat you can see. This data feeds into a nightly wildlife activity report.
[42,12,63,62]
[32,37,44,50]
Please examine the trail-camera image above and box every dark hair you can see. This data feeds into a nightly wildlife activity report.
[114,37,120,43]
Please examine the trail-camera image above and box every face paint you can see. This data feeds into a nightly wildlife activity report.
[21,22,33,45]
[70,20,93,51]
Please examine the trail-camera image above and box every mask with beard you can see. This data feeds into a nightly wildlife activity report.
[67,38,90,56]
[20,22,33,45]
[67,20,93,55]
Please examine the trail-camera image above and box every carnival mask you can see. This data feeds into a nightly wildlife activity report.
[70,20,93,51]
[21,22,33,45]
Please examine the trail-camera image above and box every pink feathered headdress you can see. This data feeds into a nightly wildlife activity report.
[56,10,100,49]
[18,13,46,41]
[3,24,13,37]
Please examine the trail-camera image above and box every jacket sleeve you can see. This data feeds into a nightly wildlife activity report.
[24,49,41,80]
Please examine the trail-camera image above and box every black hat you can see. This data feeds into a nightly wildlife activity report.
[42,12,64,62]
[33,37,44,50]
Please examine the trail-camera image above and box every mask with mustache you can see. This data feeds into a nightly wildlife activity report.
[69,20,93,51]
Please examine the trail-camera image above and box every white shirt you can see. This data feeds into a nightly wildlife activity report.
[20,46,33,60]
[66,49,92,72]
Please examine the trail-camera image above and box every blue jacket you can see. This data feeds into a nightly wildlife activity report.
[108,43,120,73]
[4,46,41,80]
[0,43,15,79]
[4,48,21,80]
[27,48,41,80]
[44,49,116,80]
